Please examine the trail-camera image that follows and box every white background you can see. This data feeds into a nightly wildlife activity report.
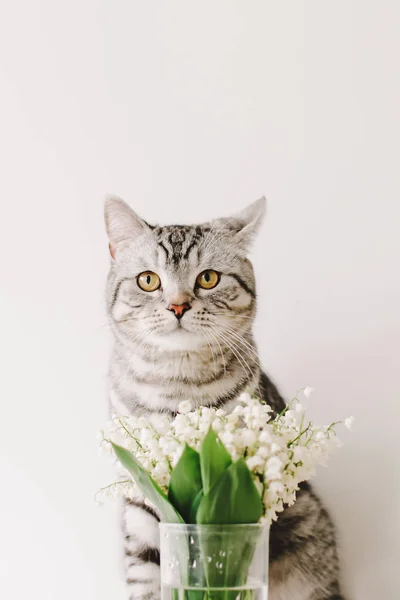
[0,2,399,599]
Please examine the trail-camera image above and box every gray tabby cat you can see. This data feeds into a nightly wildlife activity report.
[104,195,345,600]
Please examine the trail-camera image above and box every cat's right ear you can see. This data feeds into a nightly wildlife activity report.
[104,195,150,259]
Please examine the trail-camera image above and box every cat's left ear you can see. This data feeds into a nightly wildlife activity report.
[234,197,267,250]
[104,195,151,260]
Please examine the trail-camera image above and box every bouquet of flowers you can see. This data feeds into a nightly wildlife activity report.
[99,389,353,600]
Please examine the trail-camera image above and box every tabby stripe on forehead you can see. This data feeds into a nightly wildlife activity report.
[158,242,170,260]
[171,245,184,265]
[183,227,203,259]
[183,239,198,259]
[228,273,256,298]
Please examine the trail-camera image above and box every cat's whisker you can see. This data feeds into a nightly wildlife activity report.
[118,315,162,324]
[208,313,256,320]
[212,329,263,398]
[216,328,260,369]
[99,315,158,332]
[215,324,259,361]
[203,326,227,375]
[199,328,218,375]
[212,329,256,384]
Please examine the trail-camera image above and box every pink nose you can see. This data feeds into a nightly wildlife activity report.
[168,303,191,319]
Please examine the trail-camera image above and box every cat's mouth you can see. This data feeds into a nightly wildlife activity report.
[158,312,206,341]
[170,320,189,332]
[156,322,205,351]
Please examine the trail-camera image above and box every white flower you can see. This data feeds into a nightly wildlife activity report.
[178,400,192,414]
[183,425,196,437]
[212,419,223,432]
[283,489,297,505]
[303,386,314,398]
[225,415,239,431]
[270,443,281,454]
[292,445,306,462]
[257,446,270,459]
[152,448,166,461]
[101,385,349,524]
[344,416,355,430]
[171,448,184,467]
[151,415,170,434]
[246,455,265,471]
[140,428,155,445]
[173,414,189,433]
[241,429,257,447]
[309,442,322,456]
[253,477,264,496]
[220,431,234,445]
[137,416,149,428]
[152,463,170,479]
[238,392,252,404]
[268,481,284,495]
[259,430,272,444]
[199,420,211,433]
[251,404,264,418]
[265,456,283,475]
[201,406,213,418]
[283,410,297,427]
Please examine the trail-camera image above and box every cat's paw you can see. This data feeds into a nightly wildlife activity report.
[126,563,160,600]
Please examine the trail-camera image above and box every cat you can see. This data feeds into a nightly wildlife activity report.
[104,195,345,600]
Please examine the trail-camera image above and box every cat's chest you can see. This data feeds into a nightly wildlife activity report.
[123,348,215,382]
[110,347,229,414]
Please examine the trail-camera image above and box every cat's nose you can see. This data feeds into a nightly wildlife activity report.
[167,302,191,320]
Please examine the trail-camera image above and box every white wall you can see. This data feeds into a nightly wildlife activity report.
[1,2,399,599]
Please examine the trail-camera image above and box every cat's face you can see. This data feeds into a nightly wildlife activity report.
[105,196,265,352]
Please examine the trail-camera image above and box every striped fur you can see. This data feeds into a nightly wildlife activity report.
[104,196,345,600]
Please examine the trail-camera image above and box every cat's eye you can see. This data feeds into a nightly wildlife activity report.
[196,270,220,290]
[137,271,161,292]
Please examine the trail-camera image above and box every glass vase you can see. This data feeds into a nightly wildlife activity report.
[159,523,269,600]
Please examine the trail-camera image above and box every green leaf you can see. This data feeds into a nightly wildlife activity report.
[168,444,203,523]
[196,458,263,524]
[189,489,204,523]
[196,460,263,591]
[111,443,184,523]
[199,429,232,494]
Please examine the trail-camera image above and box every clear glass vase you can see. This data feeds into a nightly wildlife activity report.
[159,523,269,600]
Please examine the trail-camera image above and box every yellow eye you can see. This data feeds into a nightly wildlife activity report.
[196,270,220,290]
[137,271,161,292]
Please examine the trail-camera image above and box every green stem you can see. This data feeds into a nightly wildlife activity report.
[117,417,143,447]
[287,421,312,446]
[326,421,341,433]
[95,479,131,502]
